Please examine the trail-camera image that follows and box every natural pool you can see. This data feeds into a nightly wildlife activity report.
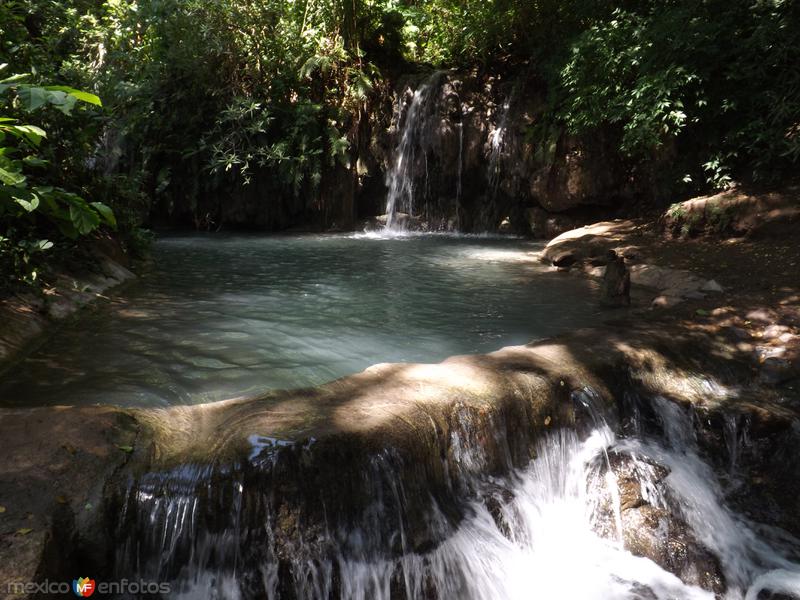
[0,233,605,407]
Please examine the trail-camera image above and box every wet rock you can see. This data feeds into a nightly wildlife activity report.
[525,207,581,239]
[543,220,639,265]
[362,212,426,231]
[593,453,725,595]
[4,321,800,596]
[551,250,576,269]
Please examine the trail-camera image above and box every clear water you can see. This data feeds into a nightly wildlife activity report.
[0,233,604,407]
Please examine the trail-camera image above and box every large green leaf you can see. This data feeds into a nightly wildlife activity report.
[44,86,102,107]
[0,167,25,186]
[1,124,46,146]
[22,156,48,168]
[13,191,39,212]
[4,83,101,115]
[17,86,48,111]
[0,73,29,85]
[90,202,117,228]
[68,200,101,235]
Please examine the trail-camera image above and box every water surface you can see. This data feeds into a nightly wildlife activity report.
[0,233,605,407]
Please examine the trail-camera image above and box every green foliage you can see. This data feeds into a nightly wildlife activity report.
[80,0,395,219]
[0,0,796,269]
[407,0,799,191]
[559,9,699,155]
[0,73,114,288]
[555,0,800,187]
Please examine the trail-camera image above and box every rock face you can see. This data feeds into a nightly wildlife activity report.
[151,69,635,234]
[529,130,624,213]
[2,322,799,598]
[360,71,632,233]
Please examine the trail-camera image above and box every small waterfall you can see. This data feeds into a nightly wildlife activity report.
[487,93,513,197]
[384,73,443,230]
[114,392,800,599]
[455,121,463,230]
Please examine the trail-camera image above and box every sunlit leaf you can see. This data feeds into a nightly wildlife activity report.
[13,193,39,212]
[44,86,102,107]
[0,167,25,186]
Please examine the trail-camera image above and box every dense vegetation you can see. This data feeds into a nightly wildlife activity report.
[1,0,798,288]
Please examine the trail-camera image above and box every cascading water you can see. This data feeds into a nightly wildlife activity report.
[114,391,800,599]
[487,93,513,197]
[455,121,463,230]
[383,73,443,230]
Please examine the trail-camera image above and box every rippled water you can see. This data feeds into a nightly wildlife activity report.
[0,233,605,407]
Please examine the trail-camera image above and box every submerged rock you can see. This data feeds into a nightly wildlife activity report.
[0,254,134,363]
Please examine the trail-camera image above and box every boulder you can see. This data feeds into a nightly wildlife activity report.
[663,186,800,239]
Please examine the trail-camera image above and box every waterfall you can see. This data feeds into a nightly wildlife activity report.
[455,120,464,229]
[384,73,443,230]
[487,94,512,196]
[114,392,800,599]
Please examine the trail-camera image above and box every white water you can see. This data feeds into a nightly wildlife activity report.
[487,93,512,196]
[455,120,464,229]
[119,394,800,599]
[384,73,443,229]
